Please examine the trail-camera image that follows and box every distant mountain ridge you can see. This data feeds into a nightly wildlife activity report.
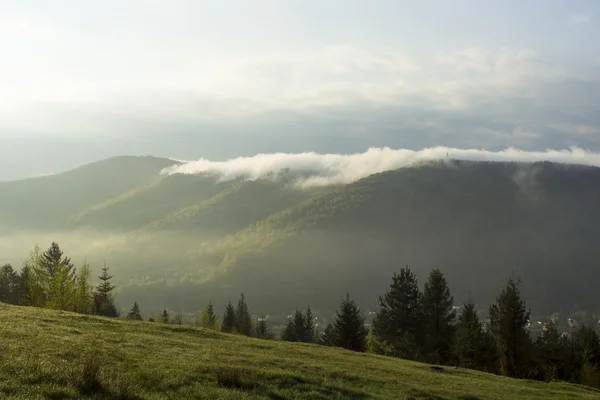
[2,156,600,315]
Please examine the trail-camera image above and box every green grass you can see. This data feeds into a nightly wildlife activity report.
[0,304,599,399]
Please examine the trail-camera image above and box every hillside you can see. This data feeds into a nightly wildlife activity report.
[3,157,600,316]
[0,304,598,400]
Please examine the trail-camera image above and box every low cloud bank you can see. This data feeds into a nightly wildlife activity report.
[163,146,600,188]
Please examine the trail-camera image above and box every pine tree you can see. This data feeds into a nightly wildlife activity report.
[372,266,422,359]
[221,301,237,333]
[293,310,307,342]
[25,244,46,307]
[200,301,219,330]
[127,302,143,320]
[41,242,76,281]
[161,309,170,324]
[421,269,456,364]
[579,325,600,388]
[304,307,315,343]
[281,316,297,342]
[0,264,20,305]
[256,315,270,339]
[19,264,32,306]
[454,300,496,372]
[332,292,368,352]
[534,321,568,381]
[74,261,94,314]
[236,293,253,336]
[489,275,532,378]
[93,265,118,317]
[320,322,336,346]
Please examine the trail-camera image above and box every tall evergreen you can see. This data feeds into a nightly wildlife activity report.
[304,307,315,343]
[281,316,297,342]
[454,300,496,372]
[0,264,20,305]
[161,309,170,324]
[221,301,237,333]
[320,322,337,346]
[74,262,94,314]
[533,321,568,381]
[332,292,368,352]
[18,264,32,305]
[236,293,253,336]
[489,275,532,378]
[127,302,143,320]
[200,301,219,330]
[41,242,75,281]
[372,266,422,359]
[93,265,118,317]
[579,325,600,388]
[256,315,269,339]
[293,309,307,342]
[421,269,456,364]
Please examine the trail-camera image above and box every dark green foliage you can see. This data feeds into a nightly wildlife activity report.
[320,323,337,347]
[235,293,252,336]
[221,302,237,333]
[372,266,422,359]
[18,264,32,305]
[332,293,368,352]
[94,266,118,317]
[255,315,271,339]
[126,302,143,321]
[41,242,75,280]
[489,276,532,378]
[421,269,456,364]
[454,300,496,372]
[161,309,170,324]
[200,301,219,330]
[533,321,569,381]
[281,317,297,342]
[304,307,315,343]
[578,325,600,388]
[0,264,20,305]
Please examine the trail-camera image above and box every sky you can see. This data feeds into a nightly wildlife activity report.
[1,0,600,180]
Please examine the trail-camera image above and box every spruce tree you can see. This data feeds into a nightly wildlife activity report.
[127,302,143,320]
[293,310,307,342]
[200,301,219,330]
[372,266,422,359]
[19,264,32,306]
[304,307,315,343]
[454,300,496,372]
[332,292,368,352]
[74,262,94,314]
[320,322,336,346]
[93,265,118,317]
[41,242,76,281]
[534,321,568,381]
[221,301,237,333]
[579,325,600,388]
[489,275,532,378]
[161,309,170,324]
[256,315,270,339]
[0,264,20,305]
[421,269,456,364]
[281,317,297,342]
[236,293,253,336]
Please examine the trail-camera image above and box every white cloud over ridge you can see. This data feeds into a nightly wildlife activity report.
[164,146,600,188]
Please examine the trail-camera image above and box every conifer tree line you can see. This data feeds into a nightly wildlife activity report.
[1,242,118,317]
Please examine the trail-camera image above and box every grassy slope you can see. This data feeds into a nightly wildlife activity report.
[0,305,598,400]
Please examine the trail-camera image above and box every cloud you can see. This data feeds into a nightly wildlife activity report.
[569,14,590,25]
[163,146,600,188]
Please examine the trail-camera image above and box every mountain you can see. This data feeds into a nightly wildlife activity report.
[2,157,600,317]
[2,304,594,400]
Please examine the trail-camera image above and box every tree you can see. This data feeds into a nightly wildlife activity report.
[533,321,568,381]
[454,300,496,372]
[127,302,143,320]
[579,325,600,388]
[200,301,219,330]
[0,264,20,305]
[24,244,46,307]
[236,293,252,336]
[19,264,32,305]
[304,307,315,343]
[161,309,170,324]
[93,265,118,317]
[221,301,237,333]
[332,292,368,352]
[320,322,336,347]
[489,275,532,378]
[293,310,308,342]
[41,242,76,281]
[281,316,297,342]
[421,269,456,364]
[372,266,422,359]
[256,315,271,339]
[74,261,94,314]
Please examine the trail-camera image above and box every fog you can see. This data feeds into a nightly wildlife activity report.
[164,146,600,188]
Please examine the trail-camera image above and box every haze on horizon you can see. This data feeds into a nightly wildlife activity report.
[1,0,600,181]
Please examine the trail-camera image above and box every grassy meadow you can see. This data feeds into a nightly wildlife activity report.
[0,304,599,399]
